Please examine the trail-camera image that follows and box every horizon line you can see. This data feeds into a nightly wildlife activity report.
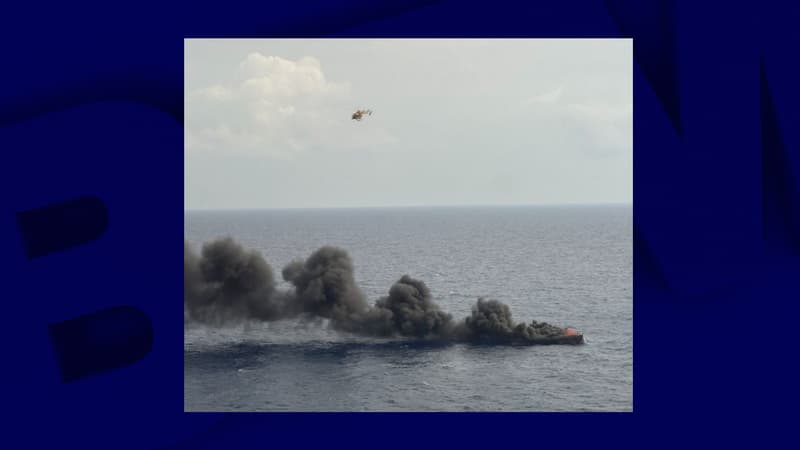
[184,201,632,212]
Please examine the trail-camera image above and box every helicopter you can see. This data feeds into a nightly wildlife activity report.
[351,109,373,121]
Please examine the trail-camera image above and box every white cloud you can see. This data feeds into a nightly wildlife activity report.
[525,86,563,105]
[564,102,632,121]
[239,54,349,97]
[522,86,631,156]
[562,102,632,155]
[186,53,393,159]
[189,84,235,101]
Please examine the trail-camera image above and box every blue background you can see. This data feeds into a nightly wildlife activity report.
[1,0,797,447]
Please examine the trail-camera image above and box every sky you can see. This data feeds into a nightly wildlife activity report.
[185,39,632,210]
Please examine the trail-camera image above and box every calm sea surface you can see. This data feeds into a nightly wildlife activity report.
[184,205,632,411]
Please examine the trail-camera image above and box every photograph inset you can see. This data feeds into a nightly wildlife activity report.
[185,39,632,412]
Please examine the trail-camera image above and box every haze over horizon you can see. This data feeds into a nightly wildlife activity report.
[185,39,632,210]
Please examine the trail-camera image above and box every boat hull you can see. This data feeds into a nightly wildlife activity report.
[526,334,584,345]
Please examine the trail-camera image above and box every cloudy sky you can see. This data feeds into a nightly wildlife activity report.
[185,39,631,210]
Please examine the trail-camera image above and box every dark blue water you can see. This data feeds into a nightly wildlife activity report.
[184,205,632,411]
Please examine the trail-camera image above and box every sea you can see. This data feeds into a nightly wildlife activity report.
[184,205,632,411]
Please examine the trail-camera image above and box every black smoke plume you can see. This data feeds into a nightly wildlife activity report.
[185,238,581,345]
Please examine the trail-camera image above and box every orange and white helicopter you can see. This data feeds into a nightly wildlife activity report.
[351,109,373,121]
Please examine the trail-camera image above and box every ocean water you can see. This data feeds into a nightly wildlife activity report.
[184,205,632,411]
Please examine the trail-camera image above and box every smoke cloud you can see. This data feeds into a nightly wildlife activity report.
[185,238,582,345]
